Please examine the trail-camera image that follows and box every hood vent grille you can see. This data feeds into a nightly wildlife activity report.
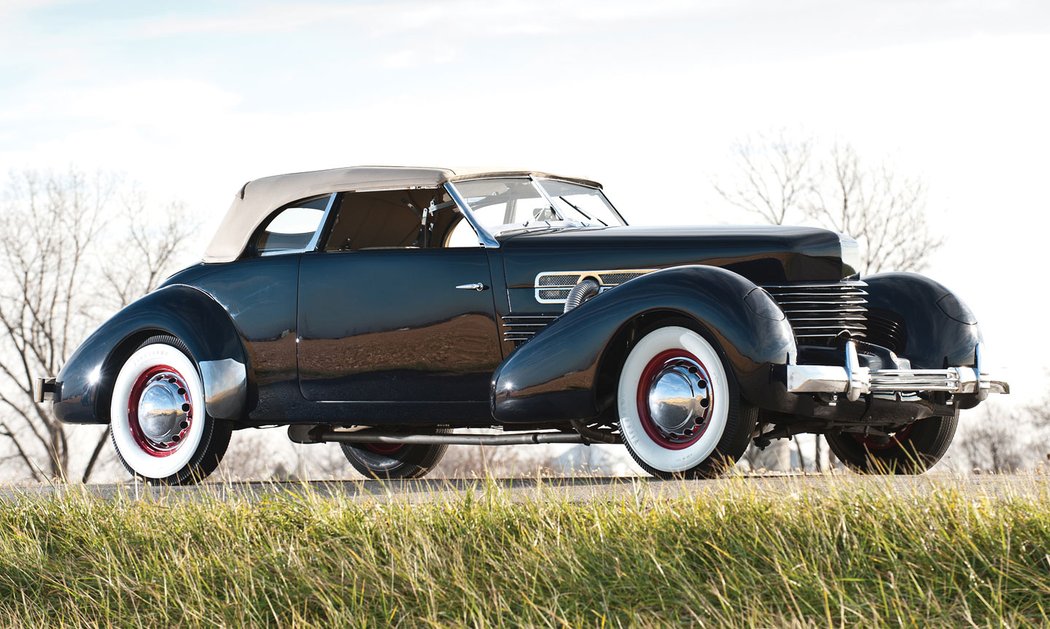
[763,281,868,346]
[535,269,654,304]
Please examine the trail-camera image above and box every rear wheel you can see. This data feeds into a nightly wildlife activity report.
[617,326,756,479]
[109,336,232,484]
[341,428,450,480]
[825,415,957,474]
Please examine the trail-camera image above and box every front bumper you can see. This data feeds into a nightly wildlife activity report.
[786,340,1009,402]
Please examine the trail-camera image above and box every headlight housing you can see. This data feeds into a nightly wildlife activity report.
[937,293,978,325]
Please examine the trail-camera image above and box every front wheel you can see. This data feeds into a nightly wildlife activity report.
[109,336,232,485]
[617,325,756,479]
[825,415,957,474]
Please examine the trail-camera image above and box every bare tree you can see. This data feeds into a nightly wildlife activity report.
[713,132,815,225]
[99,191,194,310]
[953,387,1050,473]
[805,144,941,274]
[716,134,942,273]
[0,171,110,480]
[955,404,1030,473]
[0,170,192,482]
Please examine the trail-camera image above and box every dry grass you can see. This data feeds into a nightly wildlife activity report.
[0,476,1047,627]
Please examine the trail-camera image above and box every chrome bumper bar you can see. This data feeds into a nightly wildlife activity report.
[34,377,57,403]
[786,341,1009,402]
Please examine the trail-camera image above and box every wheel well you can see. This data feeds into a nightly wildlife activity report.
[593,310,716,421]
[95,328,172,422]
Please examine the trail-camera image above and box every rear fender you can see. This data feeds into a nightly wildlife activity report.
[491,265,796,423]
[54,285,250,424]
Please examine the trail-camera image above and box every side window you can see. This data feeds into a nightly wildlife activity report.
[323,190,430,252]
[445,213,486,247]
[251,195,329,256]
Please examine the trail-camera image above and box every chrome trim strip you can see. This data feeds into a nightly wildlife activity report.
[528,174,557,211]
[305,193,339,253]
[199,358,247,420]
[763,282,869,289]
[595,187,629,226]
[444,182,499,249]
[501,314,560,343]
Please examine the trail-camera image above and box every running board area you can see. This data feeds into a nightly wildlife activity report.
[288,425,586,446]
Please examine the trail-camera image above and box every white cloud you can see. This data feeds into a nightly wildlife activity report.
[0,79,241,126]
[380,44,458,69]
[125,0,716,38]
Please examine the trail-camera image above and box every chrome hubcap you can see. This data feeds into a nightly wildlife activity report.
[645,358,711,440]
[138,380,188,443]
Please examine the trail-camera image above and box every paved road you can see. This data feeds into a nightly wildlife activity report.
[1,474,1047,502]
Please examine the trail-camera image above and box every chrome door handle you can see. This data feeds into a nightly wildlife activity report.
[456,282,487,292]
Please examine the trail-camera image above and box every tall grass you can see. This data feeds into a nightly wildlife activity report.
[0,477,1046,627]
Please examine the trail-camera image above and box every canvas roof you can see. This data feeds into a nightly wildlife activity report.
[202,165,600,263]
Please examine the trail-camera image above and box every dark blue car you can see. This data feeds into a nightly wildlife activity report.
[36,166,1009,483]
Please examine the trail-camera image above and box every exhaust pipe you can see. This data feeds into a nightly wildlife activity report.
[289,425,586,446]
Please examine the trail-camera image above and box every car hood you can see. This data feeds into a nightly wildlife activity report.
[498,224,856,288]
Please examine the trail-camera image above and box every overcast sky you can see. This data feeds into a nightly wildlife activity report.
[1,0,1047,404]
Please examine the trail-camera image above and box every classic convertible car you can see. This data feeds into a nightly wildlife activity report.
[36,166,1008,483]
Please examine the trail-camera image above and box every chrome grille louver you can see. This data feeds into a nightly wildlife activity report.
[501,314,559,344]
[866,311,906,354]
[763,281,868,346]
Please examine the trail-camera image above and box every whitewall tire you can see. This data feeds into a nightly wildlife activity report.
[109,336,232,484]
[617,325,756,478]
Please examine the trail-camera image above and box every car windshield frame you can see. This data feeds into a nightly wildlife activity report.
[444,176,627,248]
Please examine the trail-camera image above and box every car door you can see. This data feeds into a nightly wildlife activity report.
[296,190,503,403]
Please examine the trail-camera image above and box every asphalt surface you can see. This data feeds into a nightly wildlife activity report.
[1,474,1046,503]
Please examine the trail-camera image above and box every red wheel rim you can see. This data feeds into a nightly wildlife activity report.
[127,365,194,458]
[635,349,713,450]
[853,423,916,451]
[362,443,405,455]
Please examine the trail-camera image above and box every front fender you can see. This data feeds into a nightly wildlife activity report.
[864,272,982,370]
[54,285,250,424]
[491,265,796,423]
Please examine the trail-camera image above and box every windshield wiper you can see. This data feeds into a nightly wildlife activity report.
[557,196,607,226]
[491,221,581,238]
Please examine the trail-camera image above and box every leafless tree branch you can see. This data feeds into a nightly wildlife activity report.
[713,131,815,225]
[0,169,193,482]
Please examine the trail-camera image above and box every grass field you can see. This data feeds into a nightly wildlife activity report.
[0,476,1047,627]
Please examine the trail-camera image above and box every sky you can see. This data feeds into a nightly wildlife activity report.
[1,0,1048,405]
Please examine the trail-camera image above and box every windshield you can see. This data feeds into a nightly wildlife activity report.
[449,177,624,238]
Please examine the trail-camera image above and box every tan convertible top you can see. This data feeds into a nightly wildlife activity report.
[202,166,601,263]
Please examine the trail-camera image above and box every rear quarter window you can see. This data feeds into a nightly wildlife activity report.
[250,195,330,256]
